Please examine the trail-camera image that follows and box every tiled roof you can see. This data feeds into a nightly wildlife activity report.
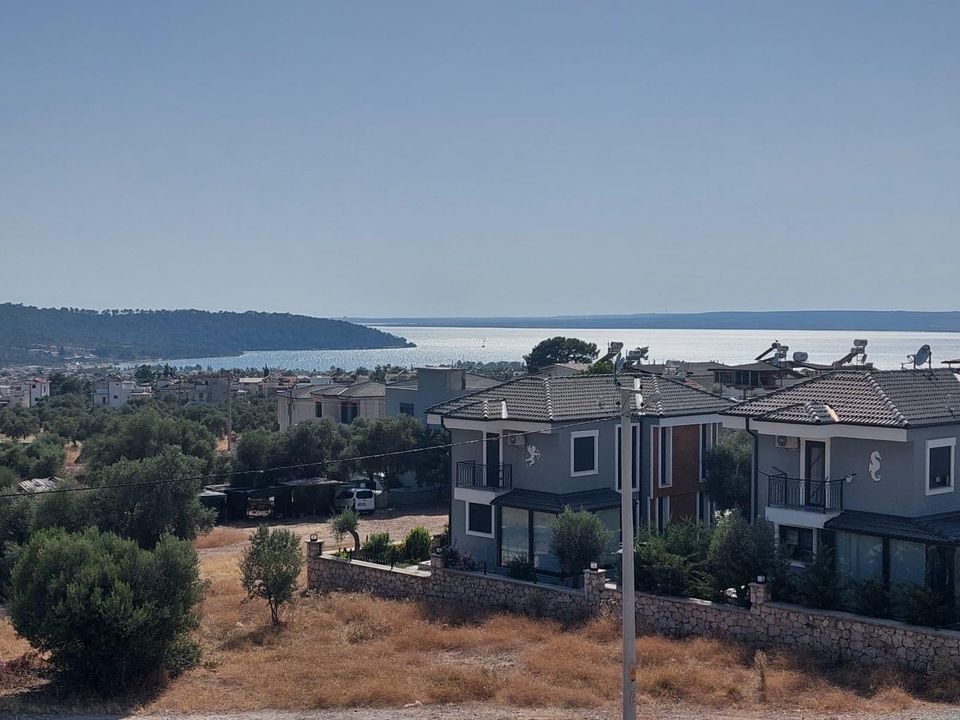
[426,372,732,423]
[724,369,960,428]
[491,487,622,513]
[825,510,960,545]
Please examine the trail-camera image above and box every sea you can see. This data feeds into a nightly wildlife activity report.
[156,326,960,373]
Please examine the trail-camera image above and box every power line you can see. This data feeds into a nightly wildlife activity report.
[0,414,621,499]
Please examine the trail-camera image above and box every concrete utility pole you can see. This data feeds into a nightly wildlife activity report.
[620,379,639,720]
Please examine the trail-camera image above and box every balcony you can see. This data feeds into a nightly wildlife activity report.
[456,461,512,490]
[768,473,843,513]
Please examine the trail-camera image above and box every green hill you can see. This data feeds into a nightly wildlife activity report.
[0,304,413,365]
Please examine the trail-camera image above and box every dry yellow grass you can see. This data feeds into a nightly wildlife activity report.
[194,526,251,549]
[1,543,957,716]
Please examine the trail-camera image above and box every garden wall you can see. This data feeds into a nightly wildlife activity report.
[306,543,960,673]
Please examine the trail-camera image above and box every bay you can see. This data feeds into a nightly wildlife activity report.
[157,326,960,372]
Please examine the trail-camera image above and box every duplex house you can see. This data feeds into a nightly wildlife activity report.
[277,380,385,431]
[722,369,960,597]
[91,378,152,407]
[427,373,731,576]
[2,377,50,408]
[385,367,500,426]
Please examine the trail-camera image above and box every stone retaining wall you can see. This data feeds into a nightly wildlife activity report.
[306,544,960,673]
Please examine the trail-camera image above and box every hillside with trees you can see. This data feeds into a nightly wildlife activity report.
[0,304,413,364]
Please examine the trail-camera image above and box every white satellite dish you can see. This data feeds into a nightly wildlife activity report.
[913,344,932,367]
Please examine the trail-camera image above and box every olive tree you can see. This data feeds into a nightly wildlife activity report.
[550,506,611,582]
[240,526,304,625]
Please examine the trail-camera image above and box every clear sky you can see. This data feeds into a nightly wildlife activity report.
[1,1,957,318]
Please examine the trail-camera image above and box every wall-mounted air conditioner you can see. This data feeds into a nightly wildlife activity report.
[775,435,799,450]
[506,433,526,447]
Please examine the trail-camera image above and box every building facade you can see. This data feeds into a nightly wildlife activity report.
[723,369,960,600]
[427,373,731,577]
[385,367,500,426]
[277,380,385,432]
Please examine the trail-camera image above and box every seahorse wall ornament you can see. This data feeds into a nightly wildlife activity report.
[869,450,882,482]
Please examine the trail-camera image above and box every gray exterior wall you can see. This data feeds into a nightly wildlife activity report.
[386,369,478,425]
[757,423,960,520]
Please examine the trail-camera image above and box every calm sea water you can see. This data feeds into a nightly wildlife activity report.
[160,326,960,372]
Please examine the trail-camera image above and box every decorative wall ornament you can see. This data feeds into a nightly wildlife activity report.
[869,450,882,482]
[525,444,541,467]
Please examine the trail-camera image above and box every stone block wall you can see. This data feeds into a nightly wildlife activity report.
[306,543,960,673]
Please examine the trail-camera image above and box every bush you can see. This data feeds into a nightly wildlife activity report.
[894,583,952,628]
[850,578,891,618]
[634,522,712,598]
[796,548,839,609]
[707,510,772,604]
[550,506,611,581]
[361,532,394,564]
[403,525,432,562]
[507,554,537,581]
[9,528,202,692]
[240,526,305,625]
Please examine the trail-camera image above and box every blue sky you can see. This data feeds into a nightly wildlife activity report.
[1,1,957,317]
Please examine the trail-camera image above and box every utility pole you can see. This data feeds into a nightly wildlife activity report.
[225,371,233,453]
[620,379,638,720]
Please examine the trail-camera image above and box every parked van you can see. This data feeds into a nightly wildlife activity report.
[335,487,379,514]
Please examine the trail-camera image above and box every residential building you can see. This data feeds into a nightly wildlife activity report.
[192,376,230,404]
[722,368,960,599]
[91,378,152,407]
[277,380,385,431]
[385,367,500,425]
[427,373,732,576]
[2,377,50,407]
[534,362,591,378]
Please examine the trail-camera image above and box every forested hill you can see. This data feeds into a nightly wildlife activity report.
[0,304,413,364]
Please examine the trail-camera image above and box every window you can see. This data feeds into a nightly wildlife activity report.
[615,424,640,490]
[570,430,599,476]
[700,423,718,481]
[655,496,670,533]
[927,438,955,495]
[499,507,529,565]
[532,512,561,573]
[890,539,926,586]
[315,402,323,418]
[467,502,493,536]
[356,490,374,500]
[341,401,359,424]
[779,526,815,562]
[399,402,415,417]
[836,532,882,581]
[659,427,672,487]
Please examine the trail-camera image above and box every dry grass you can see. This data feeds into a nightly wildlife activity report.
[2,543,958,716]
[194,527,251,550]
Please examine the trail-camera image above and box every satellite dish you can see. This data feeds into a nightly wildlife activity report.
[793,351,809,363]
[913,344,932,367]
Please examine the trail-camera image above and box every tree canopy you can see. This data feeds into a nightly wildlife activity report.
[524,336,599,373]
[702,430,753,512]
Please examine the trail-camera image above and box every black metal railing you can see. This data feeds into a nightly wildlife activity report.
[767,474,843,512]
[456,461,513,489]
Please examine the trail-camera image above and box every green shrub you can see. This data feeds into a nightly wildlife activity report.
[402,525,432,562]
[634,524,711,598]
[850,578,891,618]
[507,554,537,581]
[239,526,304,625]
[361,532,394,564]
[9,528,202,693]
[550,506,611,581]
[894,583,952,628]
[332,509,361,553]
[707,510,773,604]
[796,548,840,609]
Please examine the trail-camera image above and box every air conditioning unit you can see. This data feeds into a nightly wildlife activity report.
[775,435,799,450]
[506,433,526,447]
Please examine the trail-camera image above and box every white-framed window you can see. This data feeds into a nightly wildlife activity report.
[926,438,956,496]
[614,423,640,491]
[466,501,494,537]
[570,429,599,477]
[655,495,670,533]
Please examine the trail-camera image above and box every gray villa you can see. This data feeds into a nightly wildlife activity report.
[427,373,732,577]
[722,368,960,597]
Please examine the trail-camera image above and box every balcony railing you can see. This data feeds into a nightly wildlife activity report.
[768,473,843,512]
[456,461,512,490]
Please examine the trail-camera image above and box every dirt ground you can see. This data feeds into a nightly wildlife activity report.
[4,503,960,720]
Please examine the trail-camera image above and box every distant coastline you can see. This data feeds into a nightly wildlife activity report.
[350,310,960,333]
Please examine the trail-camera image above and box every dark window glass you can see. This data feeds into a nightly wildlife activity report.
[341,402,359,423]
[659,429,669,486]
[468,502,492,534]
[779,526,815,562]
[573,435,596,473]
[315,402,323,418]
[930,446,952,489]
[399,403,415,416]
[356,490,374,499]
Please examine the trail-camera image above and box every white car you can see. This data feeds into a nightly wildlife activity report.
[335,487,379,514]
